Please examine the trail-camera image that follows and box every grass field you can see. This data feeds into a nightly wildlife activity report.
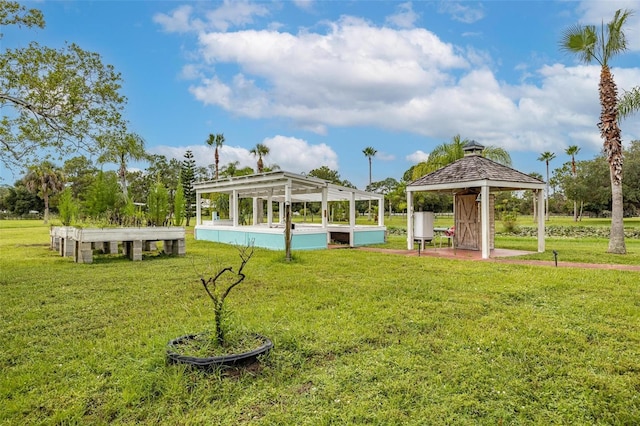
[1,220,639,424]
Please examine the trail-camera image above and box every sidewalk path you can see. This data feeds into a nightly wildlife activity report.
[350,246,640,272]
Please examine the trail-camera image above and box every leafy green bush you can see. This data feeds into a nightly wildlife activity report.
[57,188,77,226]
[502,225,640,239]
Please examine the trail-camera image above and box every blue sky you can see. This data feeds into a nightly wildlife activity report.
[4,0,640,189]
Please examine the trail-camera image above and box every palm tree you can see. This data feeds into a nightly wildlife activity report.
[565,145,581,221]
[537,151,556,221]
[98,132,147,200]
[362,146,377,220]
[23,161,65,224]
[411,135,512,179]
[618,86,640,120]
[220,161,240,178]
[528,172,544,221]
[561,8,633,254]
[250,143,270,173]
[206,133,225,180]
[205,134,215,177]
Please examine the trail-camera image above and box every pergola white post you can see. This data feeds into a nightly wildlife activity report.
[278,201,284,223]
[232,189,239,227]
[252,197,259,225]
[378,195,385,226]
[267,192,273,227]
[195,192,202,226]
[537,189,546,252]
[406,189,414,250]
[349,191,356,247]
[480,185,490,259]
[322,187,329,244]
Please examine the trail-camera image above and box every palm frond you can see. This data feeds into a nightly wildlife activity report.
[560,24,598,64]
[618,86,640,120]
[603,9,632,63]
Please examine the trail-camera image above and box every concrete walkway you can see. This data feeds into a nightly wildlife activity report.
[349,246,640,272]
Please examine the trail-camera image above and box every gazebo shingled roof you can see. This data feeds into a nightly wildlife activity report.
[409,155,544,190]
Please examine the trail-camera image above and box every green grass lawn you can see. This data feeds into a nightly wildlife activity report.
[1,221,639,424]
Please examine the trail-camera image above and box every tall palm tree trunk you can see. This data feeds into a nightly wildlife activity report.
[599,66,626,254]
[368,158,372,220]
[545,162,550,221]
[43,192,50,224]
[215,148,219,180]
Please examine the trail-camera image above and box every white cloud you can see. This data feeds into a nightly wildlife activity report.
[264,135,339,173]
[293,0,314,12]
[386,2,419,29]
[149,136,338,175]
[438,2,485,24]
[153,5,197,33]
[376,151,395,161]
[406,150,429,163]
[160,6,640,159]
[154,1,269,33]
[188,17,467,133]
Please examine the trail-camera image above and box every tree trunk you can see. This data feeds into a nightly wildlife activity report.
[119,162,128,200]
[215,148,219,180]
[573,200,578,222]
[43,193,50,224]
[608,178,626,254]
[579,201,583,221]
[599,65,626,254]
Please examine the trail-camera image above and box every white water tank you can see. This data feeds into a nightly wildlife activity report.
[413,211,434,241]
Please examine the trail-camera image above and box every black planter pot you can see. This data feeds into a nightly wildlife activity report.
[166,333,273,370]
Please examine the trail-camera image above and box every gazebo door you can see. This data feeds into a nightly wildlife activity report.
[455,194,479,250]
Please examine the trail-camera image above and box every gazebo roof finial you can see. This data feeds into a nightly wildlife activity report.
[463,140,484,156]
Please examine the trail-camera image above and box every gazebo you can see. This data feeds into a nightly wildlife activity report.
[193,171,386,250]
[406,142,546,259]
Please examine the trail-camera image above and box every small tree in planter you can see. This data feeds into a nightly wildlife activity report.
[167,244,273,369]
[201,245,254,346]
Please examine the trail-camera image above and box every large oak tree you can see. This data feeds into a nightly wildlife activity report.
[1,2,127,170]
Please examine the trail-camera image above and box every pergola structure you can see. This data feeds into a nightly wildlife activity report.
[406,142,547,259]
[193,171,386,250]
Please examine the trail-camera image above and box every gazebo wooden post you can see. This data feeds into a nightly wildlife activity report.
[480,185,490,259]
[406,190,414,250]
[537,189,545,252]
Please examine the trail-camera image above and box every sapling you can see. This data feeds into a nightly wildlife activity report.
[197,245,255,346]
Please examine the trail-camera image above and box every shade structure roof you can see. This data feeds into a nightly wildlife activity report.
[407,155,545,193]
[193,170,383,203]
